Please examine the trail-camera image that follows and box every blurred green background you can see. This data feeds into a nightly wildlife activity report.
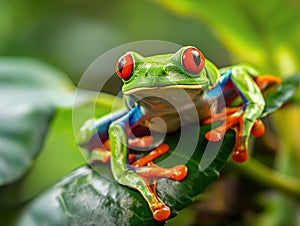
[1,0,300,225]
[0,0,228,88]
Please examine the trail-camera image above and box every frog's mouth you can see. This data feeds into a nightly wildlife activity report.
[123,84,209,114]
[123,83,207,96]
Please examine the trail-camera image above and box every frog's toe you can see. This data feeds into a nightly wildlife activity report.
[132,144,169,167]
[153,205,171,221]
[251,119,265,137]
[89,148,111,163]
[129,136,154,148]
[205,129,225,142]
[232,148,248,163]
[170,165,188,181]
[231,118,265,163]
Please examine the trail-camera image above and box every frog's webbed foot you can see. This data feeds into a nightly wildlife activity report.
[130,144,187,221]
[202,107,266,162]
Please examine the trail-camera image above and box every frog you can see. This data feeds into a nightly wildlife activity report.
[79,46,281,221]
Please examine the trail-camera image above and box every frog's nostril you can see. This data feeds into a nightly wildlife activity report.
[163,65,171,75]
[162,69,167,75]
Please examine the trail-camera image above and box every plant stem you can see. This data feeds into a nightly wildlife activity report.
[231,158,300,198]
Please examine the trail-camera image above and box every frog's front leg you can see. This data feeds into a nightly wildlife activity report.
[109,106,187,221]
[204,65,281,162]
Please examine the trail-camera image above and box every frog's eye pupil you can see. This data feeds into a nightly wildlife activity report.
[118,58,125,73]
[182,47,205,74]
[116,53,134,80]
[193,52,201,66]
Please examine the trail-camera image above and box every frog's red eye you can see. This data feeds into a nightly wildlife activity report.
[182,47,205,74]
[116,53,134,80]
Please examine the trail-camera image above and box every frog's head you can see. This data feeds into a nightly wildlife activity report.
[115,46,220,110]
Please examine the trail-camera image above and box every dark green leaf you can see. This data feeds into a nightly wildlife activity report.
[0,58,76,186]
[16,122,235,225]
[262,73,300,117]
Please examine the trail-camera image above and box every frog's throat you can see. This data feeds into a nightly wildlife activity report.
[123,84,206,95]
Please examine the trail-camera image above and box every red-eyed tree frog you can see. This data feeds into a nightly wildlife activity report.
[79,46,281,221]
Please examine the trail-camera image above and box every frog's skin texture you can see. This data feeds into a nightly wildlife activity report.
[79,46,281,221]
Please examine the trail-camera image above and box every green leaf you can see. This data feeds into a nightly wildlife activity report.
[262,73,300,117]
[0,57,76,186]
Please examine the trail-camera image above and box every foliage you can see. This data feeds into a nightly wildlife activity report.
[0,0,299,225]
[154,0,300,74]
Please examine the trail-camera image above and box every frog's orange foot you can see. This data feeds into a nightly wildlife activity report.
[230,126,249,163]
[203,108,266,163]
[134,163,188,181]
[231,119,266,162]
[201,107,241,125]
[141,164,186,221]
[204,108,243,142]
[131,144,187,221]
[132,144,188,180]
[254,75,282,90]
